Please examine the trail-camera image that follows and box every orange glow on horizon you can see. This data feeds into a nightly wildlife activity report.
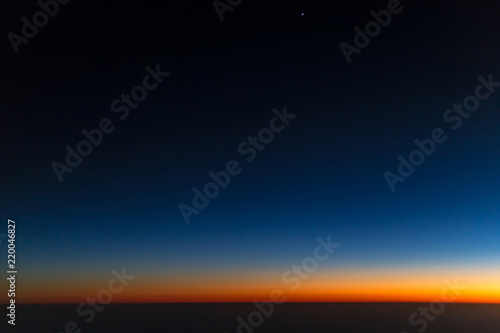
[5,267,500,304]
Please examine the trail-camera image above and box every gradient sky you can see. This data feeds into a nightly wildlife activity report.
[1,0,500,304]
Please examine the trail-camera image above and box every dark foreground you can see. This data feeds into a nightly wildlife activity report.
[3,303,499,333]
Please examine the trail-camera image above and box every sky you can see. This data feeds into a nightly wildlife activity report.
[1,0,500,304]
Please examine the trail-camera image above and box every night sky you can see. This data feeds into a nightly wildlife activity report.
[1,0,500,304]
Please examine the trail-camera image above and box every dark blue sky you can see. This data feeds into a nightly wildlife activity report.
[1,0,499,303]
